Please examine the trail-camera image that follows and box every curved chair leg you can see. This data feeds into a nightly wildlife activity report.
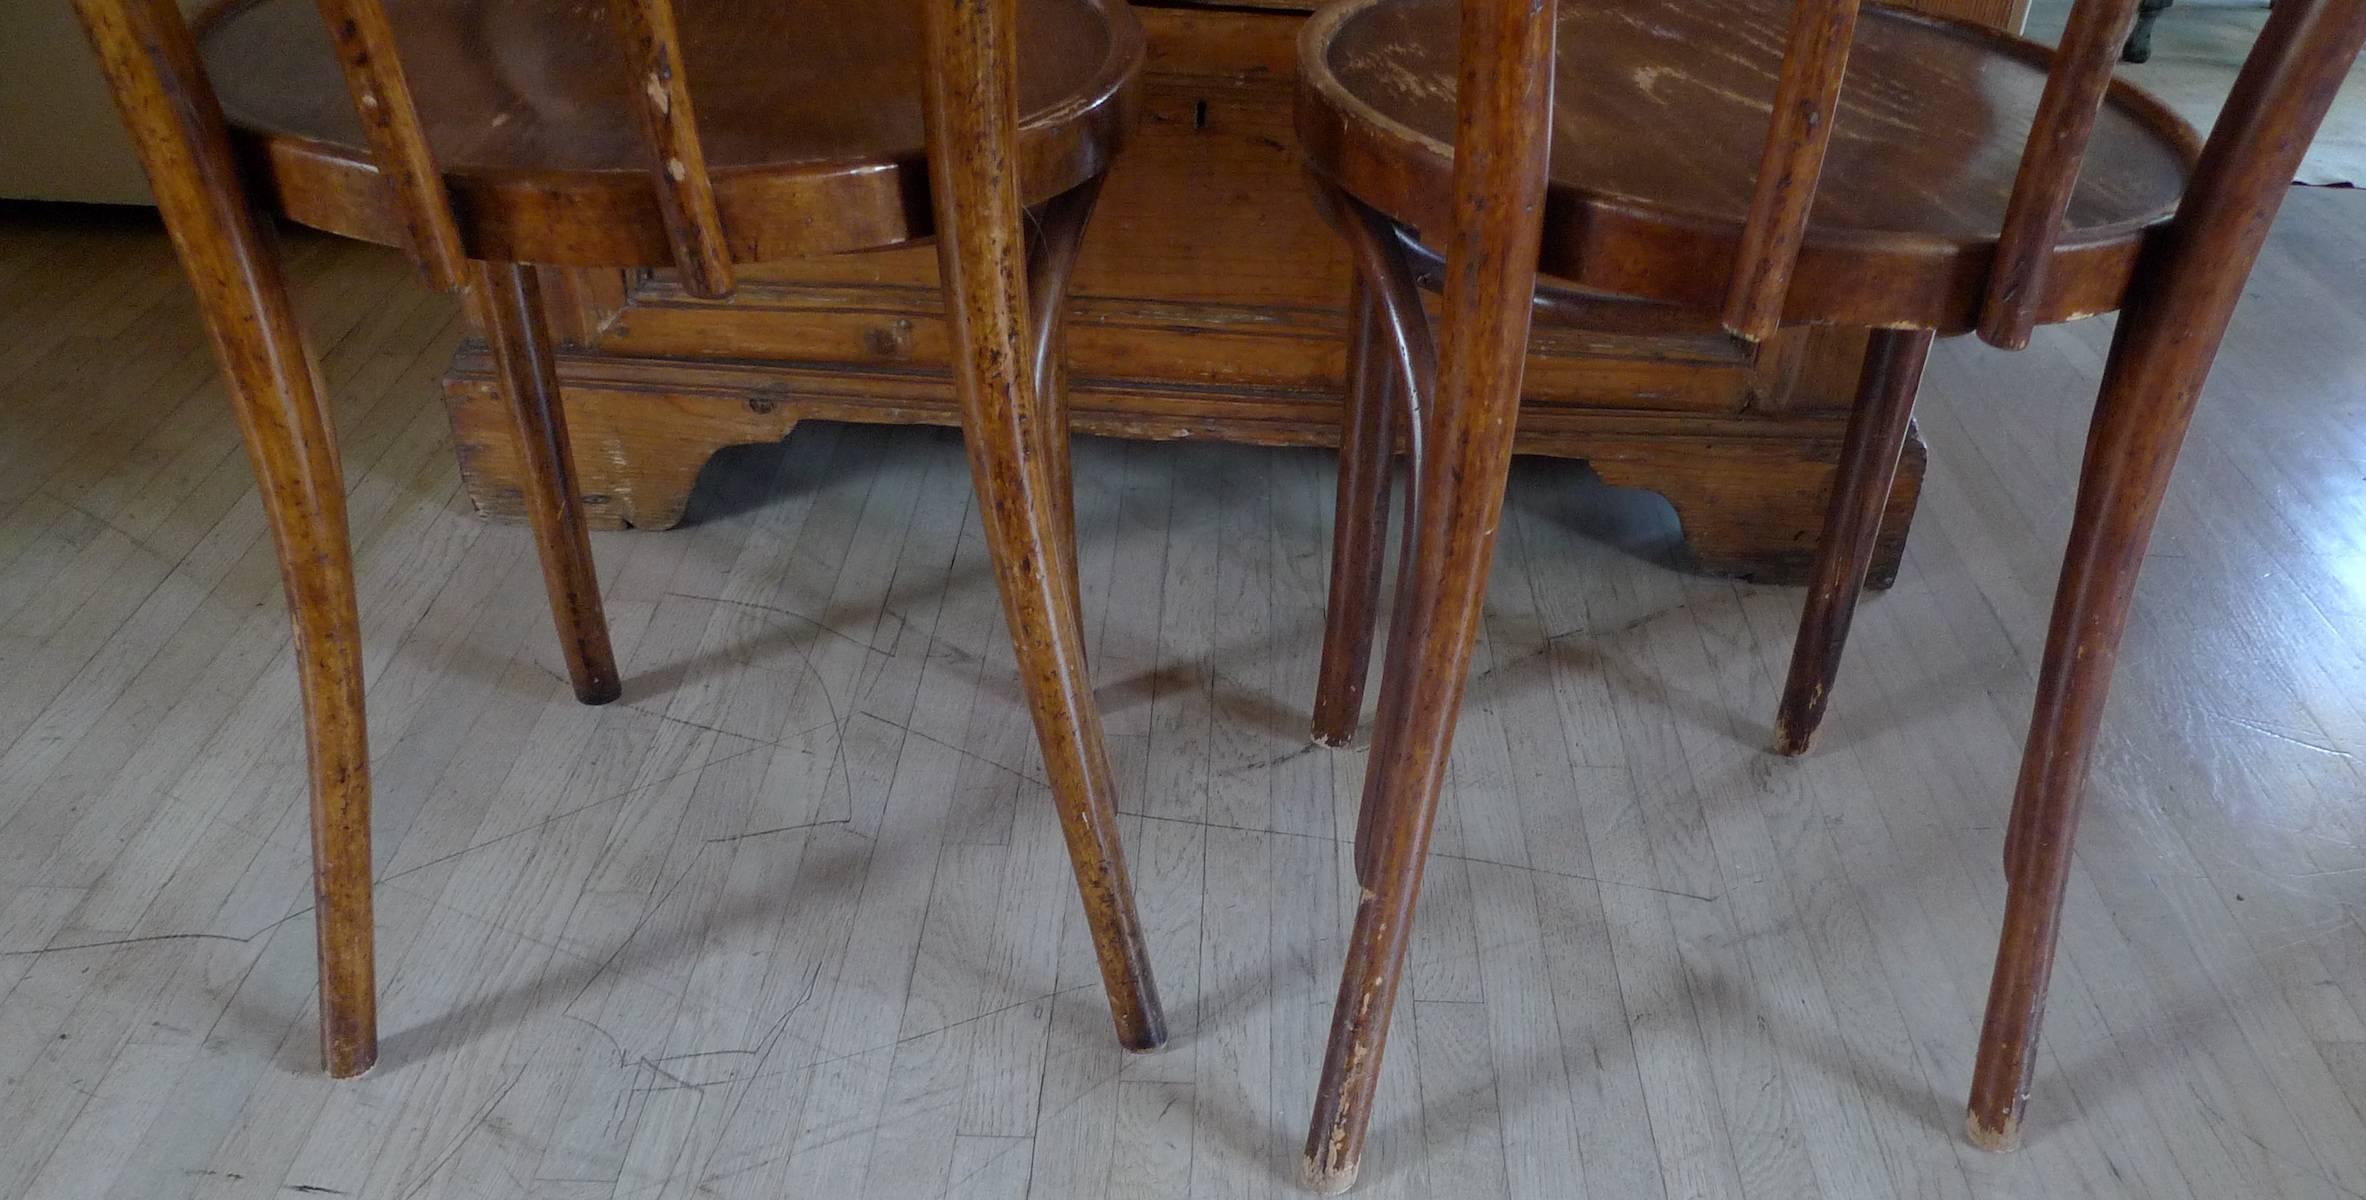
[1334,281,1403,887]
[1968,0,2366,1149]
[475,262,622,706]
[922,0,1166,1053]
[1304,183,1438,888]
[1312,182,1435,751]
[1302,1,1556,1189]
[1025,173,1107,630]
[1771,327,1933,756]
[77,0,377,1077]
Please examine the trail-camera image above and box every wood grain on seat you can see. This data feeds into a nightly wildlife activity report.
[1297,0,2203,331]
[192,0,1143,265]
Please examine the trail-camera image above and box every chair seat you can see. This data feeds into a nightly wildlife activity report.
[1298,0,2204,332]
[195,0,1143,267]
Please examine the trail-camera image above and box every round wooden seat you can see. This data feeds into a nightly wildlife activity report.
[1297,0,2204,332]
[193,0,1143,267]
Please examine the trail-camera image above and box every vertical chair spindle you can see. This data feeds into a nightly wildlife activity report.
[313,0,467,291]
[1722,0,1864,341]
[1977,0,2150,349]
[608,0,736,298]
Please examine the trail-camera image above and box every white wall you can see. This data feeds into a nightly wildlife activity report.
[0,2,206,205]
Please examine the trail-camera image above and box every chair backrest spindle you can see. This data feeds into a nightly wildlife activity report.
[1717,0,2205,341]
[1976,0,2149,348]
[313,0,739,297]
[313,0,467,291]
[607,0,737,298]
[1723,0,1865,342]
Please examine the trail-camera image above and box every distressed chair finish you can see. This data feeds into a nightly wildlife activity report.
[1294,0,2366,1188]
[75,0,1164,1078]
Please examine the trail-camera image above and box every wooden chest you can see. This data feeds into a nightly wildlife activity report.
[439,0,2014,584]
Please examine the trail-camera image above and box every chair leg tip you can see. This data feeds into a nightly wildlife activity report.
[1770,720,1813,757]
[326,1045,377,1080]
[573,676,623,706]
[1301,1152,1359,1194]
[1119,1018,1169,1055]
[1965,1110,2021,1153]
[1312,728,1356,749]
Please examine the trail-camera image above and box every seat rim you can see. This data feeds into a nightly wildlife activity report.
[1295,0,2206,333]
[193,0,1146,268]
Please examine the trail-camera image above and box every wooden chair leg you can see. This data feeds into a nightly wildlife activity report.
[1966,315,2184,1154]
[77,0,376,1077]
[1312,278,1400,748]
[1967,0,2366,1149]
[1771,327,1933,756]
[1315,196,1438,886]
[1303,1,1556,1189]
[1336,279,1402,888]
[922,0,1166,1052]
[475,262,622,706]
[1312,182,1434,752]
[1025,174,1106,632]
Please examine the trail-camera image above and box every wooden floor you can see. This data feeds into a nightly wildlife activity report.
[7,190,2366,1200]
[2025,0,2366,185]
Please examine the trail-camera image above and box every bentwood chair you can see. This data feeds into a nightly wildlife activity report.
[76,0,1165,1078]
[1295,0,2366,1188]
